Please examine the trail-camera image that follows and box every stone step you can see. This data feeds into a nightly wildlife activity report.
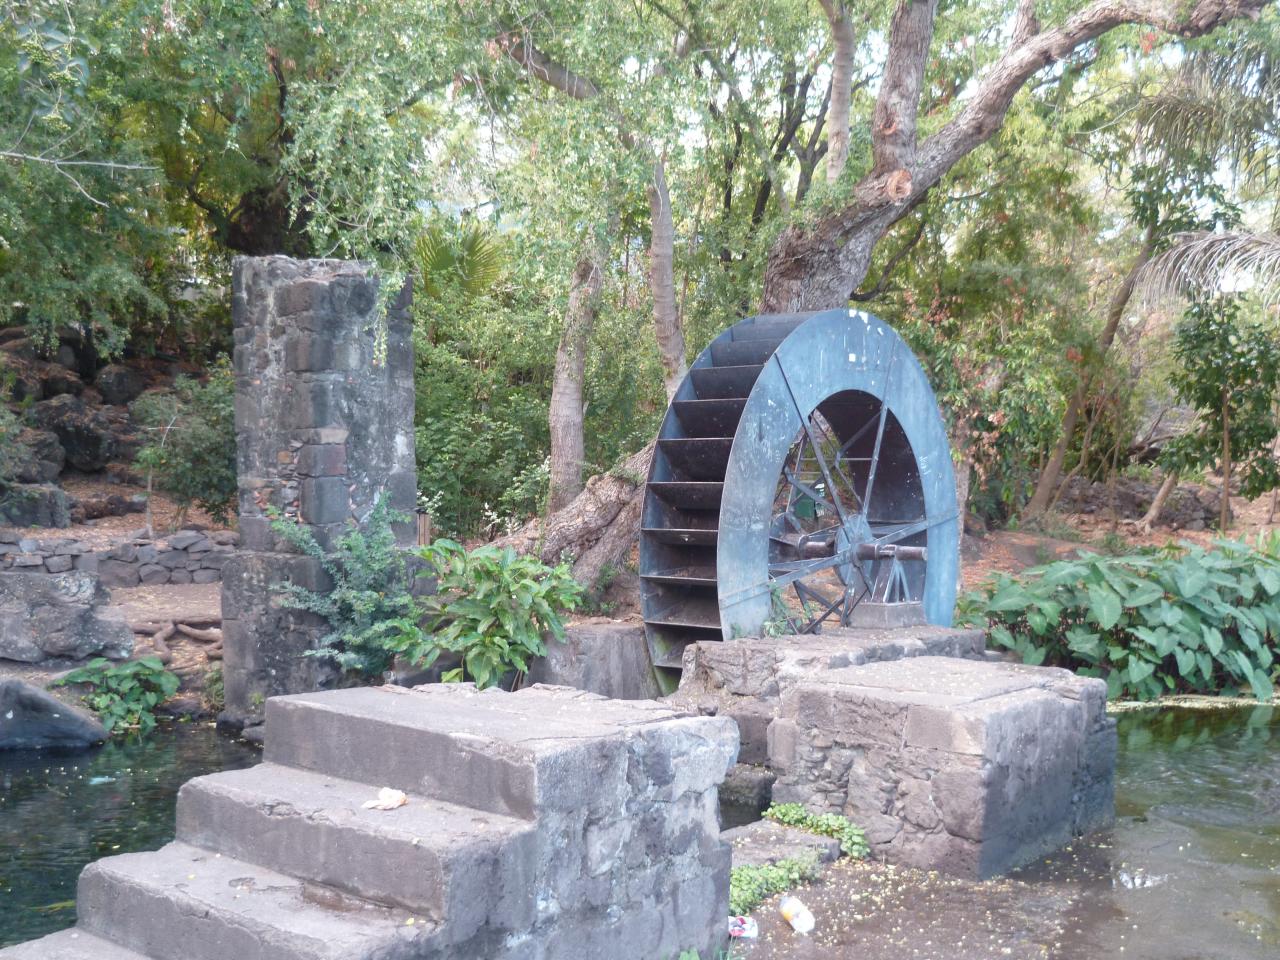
[77,842,440,960]
[264,683,693,819]
[0,928,151,960]
[175,762,536,935]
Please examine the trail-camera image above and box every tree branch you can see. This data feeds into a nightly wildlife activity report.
[871,0,940,179]
[493,29,602,100]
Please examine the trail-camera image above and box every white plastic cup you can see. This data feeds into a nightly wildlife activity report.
[778,895,815,934]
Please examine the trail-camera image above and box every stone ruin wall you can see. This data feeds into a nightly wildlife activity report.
[0,529,236,584]
[221,257,415,724]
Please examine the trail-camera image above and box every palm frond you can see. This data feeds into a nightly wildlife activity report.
[1137,230,1280,309]
[1136,33,1278,180]
[413,223,504,301]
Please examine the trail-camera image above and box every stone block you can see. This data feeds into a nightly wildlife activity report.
[96,558,140,588]
[300,475,351,525]
[191,569,220,584]
[526,622,663,701]
[138,564,169,585]
[43,554,74,573]
[168,568,192,584]
[769,657,1116,879]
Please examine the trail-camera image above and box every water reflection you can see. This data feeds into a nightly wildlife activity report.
[1015,704,1280,959]
[0,723,258,947]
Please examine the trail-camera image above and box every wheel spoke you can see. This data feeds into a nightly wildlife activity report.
[871,512,958,546]
[861,341,899,512]
[774,356,854,529]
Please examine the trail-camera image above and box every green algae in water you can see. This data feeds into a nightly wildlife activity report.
[0,722,257,947]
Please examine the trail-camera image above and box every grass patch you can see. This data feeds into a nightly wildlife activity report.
[729,855,820,916]
[763,802,870,858]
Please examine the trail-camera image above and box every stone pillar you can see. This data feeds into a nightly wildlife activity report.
[221,257,415,724]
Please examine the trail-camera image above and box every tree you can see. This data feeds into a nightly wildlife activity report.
[1025,159,1242,518]
[1163,297,1280,531]
[758,0,1271,312]
[508,0,1270,578]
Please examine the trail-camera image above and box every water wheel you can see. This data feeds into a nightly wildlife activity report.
[640,310,960,692]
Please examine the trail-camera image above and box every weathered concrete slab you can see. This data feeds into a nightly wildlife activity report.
[768,657,1116,879]
[722,819,841,869]
[77,841,438,960]
[176,762,536,933]
[4,682,740,960]
[528,621,662,700]
[0,930,149,960]
[670,625,986,764]
[265,683,734,820]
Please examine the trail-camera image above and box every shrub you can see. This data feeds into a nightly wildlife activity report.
[413,539,583,689]
[133,357,236,526]
[271,495,420,677]
[763,803,870,859]
[271,499,584,690]
[960,536,1280,701]
[51,656,181,734]
[728,856,819,916]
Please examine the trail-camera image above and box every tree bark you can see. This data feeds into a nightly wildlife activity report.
[1221,388,1232,532]
[819,0,857,184]
[493,443,653,588]
[548,249,605,511]
[1138,470,1178,533]
[759,0,1266,313]
[1025,229,1157,518]
[647,158,687,399]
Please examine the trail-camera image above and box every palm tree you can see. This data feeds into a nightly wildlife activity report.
[412,221,504,302]
[1136,17,1280,304]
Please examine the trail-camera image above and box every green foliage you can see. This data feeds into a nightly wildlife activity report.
[132,358,237,524]
[52,657,181,734]
[1162,297,1280,502]
[728,855,820,917]
[763,803,870,859]
[271,495,420,677]
[961,538,1280,701]
[204,666,224,713]
[414,221,504,301]
[412,539,584,689]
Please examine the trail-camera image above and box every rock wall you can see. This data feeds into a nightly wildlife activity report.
[0,529,235,585]
[221,257,415,724]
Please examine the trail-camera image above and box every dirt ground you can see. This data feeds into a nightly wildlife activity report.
[4,477,232,548]
[960,482,1280,591]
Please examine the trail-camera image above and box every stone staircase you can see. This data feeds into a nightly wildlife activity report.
[1,684,739,960]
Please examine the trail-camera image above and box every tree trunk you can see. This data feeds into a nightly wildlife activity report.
[1221,388,1232,533]
[547,251,605,511]
[1025,230,1157,518]
[493,443,653,588]
[648,159,686,399]
[819,1,856,185]
[1138,470,1178,533]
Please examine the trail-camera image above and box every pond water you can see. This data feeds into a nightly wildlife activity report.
[0,722,258,947]
[1015,704,1280,959]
